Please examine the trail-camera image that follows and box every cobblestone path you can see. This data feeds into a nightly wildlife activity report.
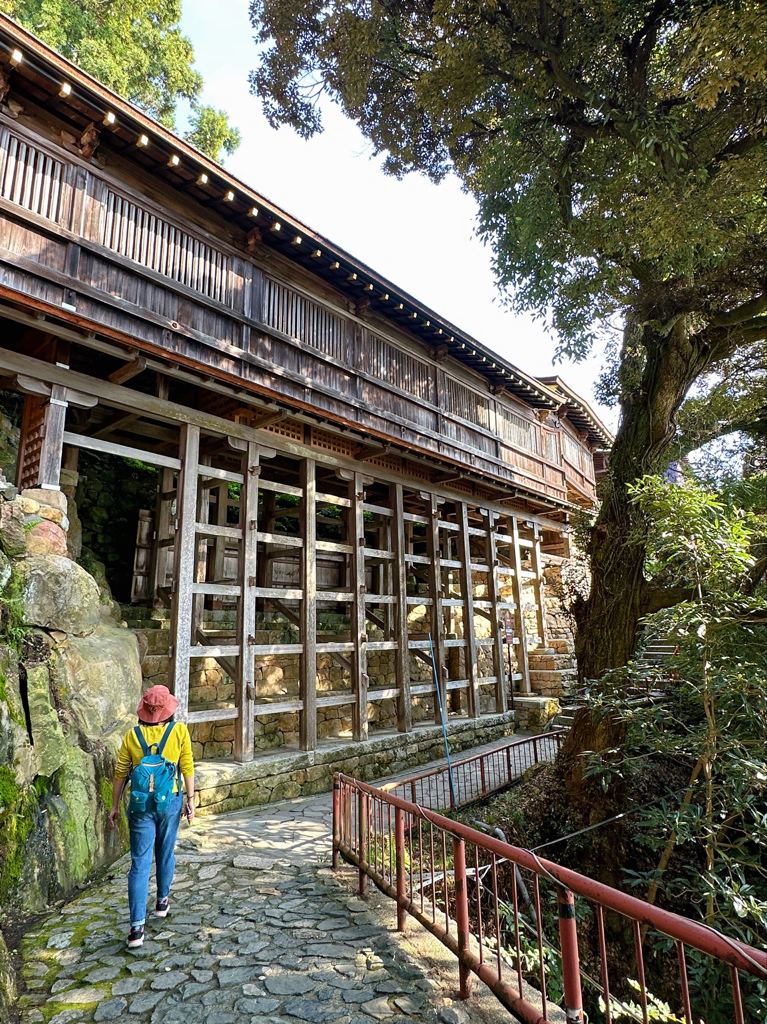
[16,739,527,1024]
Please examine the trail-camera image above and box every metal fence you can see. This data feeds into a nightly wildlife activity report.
[333,771,767,1024]
[381,732,566,810]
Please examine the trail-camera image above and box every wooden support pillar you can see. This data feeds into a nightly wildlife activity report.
[426,492,447,723]
[300,458,317,751]
[457,502,480,718]
[152,467,175,605]
[37,385,68,490]
[392,483,412,733]
[191,457,210,639]
[484,509,507,713]
[234,441,259,762]
[509,515,531,695]
[211,482,229,591]
[350,473,368,742]
[531,524,548,649]
[168,423,200,723]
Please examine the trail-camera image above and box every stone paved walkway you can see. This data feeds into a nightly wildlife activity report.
[16,736,533,1024]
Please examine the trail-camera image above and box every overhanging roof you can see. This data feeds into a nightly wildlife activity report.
[0,14,611,448]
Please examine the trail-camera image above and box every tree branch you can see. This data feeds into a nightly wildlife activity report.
[641,583,695,615]
[710,293,767,327]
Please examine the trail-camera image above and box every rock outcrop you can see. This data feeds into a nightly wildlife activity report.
[0,480,142,1012]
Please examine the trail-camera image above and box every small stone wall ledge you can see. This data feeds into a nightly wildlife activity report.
[193,711,517,815]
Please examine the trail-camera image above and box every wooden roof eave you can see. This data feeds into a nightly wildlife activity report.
[0,14,560,413]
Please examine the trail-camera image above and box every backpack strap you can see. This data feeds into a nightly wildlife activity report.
[134,725,151,756]
[157,721,177,758]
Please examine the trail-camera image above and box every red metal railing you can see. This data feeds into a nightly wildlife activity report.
[333,773,767,1024]
[382,732,566,810]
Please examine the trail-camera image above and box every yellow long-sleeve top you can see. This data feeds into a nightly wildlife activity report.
[115,722,194,793]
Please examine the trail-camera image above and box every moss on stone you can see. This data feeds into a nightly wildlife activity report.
[0,668,24,725]
[0,764,19,809]
[0,784,36,902]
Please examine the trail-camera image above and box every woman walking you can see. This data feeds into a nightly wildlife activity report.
[108,685,195,948]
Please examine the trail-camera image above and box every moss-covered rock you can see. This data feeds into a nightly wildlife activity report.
[26,662,68,778]
[21,554,101,635]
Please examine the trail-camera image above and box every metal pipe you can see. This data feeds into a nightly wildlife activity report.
[339,773,767,977]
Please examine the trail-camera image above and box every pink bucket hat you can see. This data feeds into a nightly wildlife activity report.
[136,684,178,724]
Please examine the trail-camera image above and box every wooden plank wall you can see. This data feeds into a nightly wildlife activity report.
[0,117,598,507]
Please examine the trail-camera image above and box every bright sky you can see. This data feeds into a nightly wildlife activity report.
[180,0,616,430]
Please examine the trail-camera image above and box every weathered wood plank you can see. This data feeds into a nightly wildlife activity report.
[300,458,317,750]
[485,509,507,712]
[234,440,259,762]
[168,423,200,722]
[509,514,531,695]
[426,491,447,724]
[391,483,412,734]
[457,501,481,719]
[62,430,182,470]
[350,472,368,742]
[37,385,67,489]
[531,523,548,648]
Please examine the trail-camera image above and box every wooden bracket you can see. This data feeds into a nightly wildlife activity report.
[250,409,288,430]
[354,443,385,461]
[108,356,146,385]
[79,122,100,160]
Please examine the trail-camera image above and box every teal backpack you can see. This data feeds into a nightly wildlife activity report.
[129,723,179,814]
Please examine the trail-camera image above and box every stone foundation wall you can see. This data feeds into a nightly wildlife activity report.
[193,710,517,815]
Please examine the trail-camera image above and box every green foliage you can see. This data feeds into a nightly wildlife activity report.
[185,105,242,161]
[582,475,767,1022]
[3,0,240,160]
[0,569,28,652]
[250,0,767,359]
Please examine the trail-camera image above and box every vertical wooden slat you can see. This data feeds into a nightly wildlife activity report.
[532,524,549,649]
[152,466,174,603]
[485,509,508,712]
[509,515,531,695]
[392,483,412,733]
[168,424,200,723]
[426,492,447,724]
[235,440,259,762]
[37,385,68,490]
[458,502,480,718]
[350,473,368,741]
[300,458,317,751]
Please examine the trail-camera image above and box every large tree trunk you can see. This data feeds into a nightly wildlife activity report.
[574,307,713,682]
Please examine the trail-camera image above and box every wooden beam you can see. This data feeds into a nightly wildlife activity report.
[62,430,182,470]
[509,515,531,695]
[349,472,368,741]
[247,409,288,430]
[354,443,385,462]
[458,502,480,719]
[484,510,508,714]
[34,385,67,490]
[108,356,147,385]
[168,423,201,722]
[392,483,412,732]
[299,458,317,751]
[531,524,549,648]
[426,491,447,724]
[235,441,259,762]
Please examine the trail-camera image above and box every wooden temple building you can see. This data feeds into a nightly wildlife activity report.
[0,16,611,766]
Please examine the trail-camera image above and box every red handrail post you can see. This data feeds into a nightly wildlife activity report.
[332,774,340,869]
[557,888,584,1023]
[533,737,539,763]
[395,806,407,932]
[358,791,368,895]
[480,758,486,796]
[453,836,471,1000]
